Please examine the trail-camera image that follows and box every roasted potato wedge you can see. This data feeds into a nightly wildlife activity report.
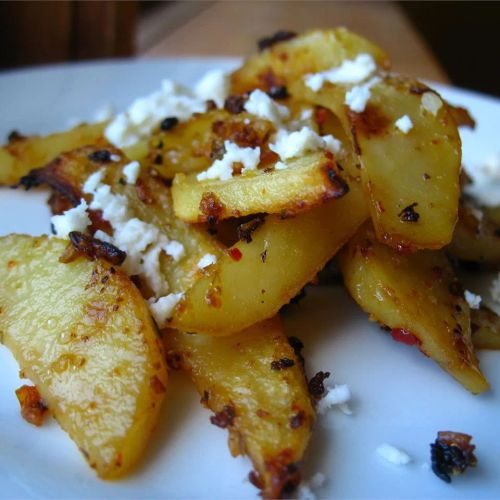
[171,178,368,335]
[471,306,500,350]
[172,152,348,222]
[0,234,168,478]
[339,222,489,394]
[0,122,106,186]
[231,28,389,94]
[164,316,314,498]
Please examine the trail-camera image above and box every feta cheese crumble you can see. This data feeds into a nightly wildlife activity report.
[395,115,413,134]
[464,290,481,310]
[197,253,217,269]
[344,76,381,113]
[297,472,326,500]
[194,69,229,108]
[269,126,342,162]
[196,141,261,181]
[376,443,411,465]
[244,89,290,125]
[421,92,443,116]
[51,199,91,238]
[148,293,184,325]
[83,169,105,194]
[122,161,140,184]
[317,383,352,415]
[304,53,377,91]
[464,152,500,207]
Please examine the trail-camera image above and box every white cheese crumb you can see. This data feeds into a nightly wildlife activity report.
[464,152,500,207]
[196,141,261,181]
[164,240,185,261]
[50,199,90,238]
[83,169,104,194]
[148,293,184,326]
[464,290,482,310]
[110,154,121,162]
[317,383,352,415]
[421,92,443,116]
[122,161,141,184]
[197,253,218,269]
[93,230,112,243]
[244,89,290,125]
[304,53,377,91]
[345,76,381,113]
[395,115,413,134]
[194,69,229,108]
[270,126,341,161]
[376,443,411,465]
[297,472,326,500]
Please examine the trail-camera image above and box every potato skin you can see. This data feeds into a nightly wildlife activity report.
[0,235,168,478]
[339,222,489,394]
[164,317,314,499]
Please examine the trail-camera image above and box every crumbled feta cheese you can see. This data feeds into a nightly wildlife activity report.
[82,169,104,194]
[395,115,413,134]
[93,102,115,123]
[304,53,377,91]
[148,293,184,326]
[317,383,352,415]
[122,161,140,184]
[270,127,341,161]
[244,89,290,125]
[93,230,112,243]
[300,108,314,121]
[105,80,206,148]
[90,185,130,224]
[164,240,185,261]
[50,199,90,238]
[297,473,326,500]
[345,76,381,113]
[464,152,500,207]
[464,290,482,310]
[197,253,217,269]
[197,141,261,181]
[421,92,443,116]
[376,443,411,465]
[194,69,229,108]
[110,154,121,162]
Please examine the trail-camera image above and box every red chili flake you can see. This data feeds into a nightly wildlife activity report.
[228,247,243,261]
[224,95,247,114]
[15,385,48,427]
[248,470,264,490]
[391,328,422,346]
[210,405,235,428]
[150,375,166,394]
[289,410,306,429]
[315,107,329,126]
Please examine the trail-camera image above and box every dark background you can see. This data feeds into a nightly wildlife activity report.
[0,1,498,96]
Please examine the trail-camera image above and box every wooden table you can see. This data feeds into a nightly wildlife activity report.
[141,1,449,84]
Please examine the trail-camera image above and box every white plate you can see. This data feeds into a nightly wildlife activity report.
[0,59,499,500]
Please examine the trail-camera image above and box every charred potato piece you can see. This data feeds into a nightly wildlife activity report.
[339,222,489,394]
[471,306,500,350]
[0,235,168,478]
[0,122,106,186]
[164,316,314,498]
[172,152,348,222]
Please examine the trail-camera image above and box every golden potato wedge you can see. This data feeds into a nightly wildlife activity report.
[231,28,389,94]
[339,222,488,394]
[0,234,168,478]
[20,145,224,299]
[293,77,461,251]
[164,316,314,498]
[171,178,368,335]
[447,199,500,268]
[0,122,106,186]
[172,152,348,222]
[471,306,500,350]
[147,109,275,179]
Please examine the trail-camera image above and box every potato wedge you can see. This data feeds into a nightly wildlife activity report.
[339,222,488,394]
[164,316,314,498]
[171,178,368,335]
[471,306,500,350]
[0,122,106,186]
[0,234,168,478]
[293,77,461,251]
[231,28,389,95]
[172,152,348,222]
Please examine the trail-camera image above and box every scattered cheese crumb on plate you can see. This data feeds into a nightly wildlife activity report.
[376,443,412,465]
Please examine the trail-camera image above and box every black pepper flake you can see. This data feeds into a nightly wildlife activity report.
[260,249,267,263]
[154,154,163,165]
[160,116,179,131]
[423,173,431,180]
[206,99,217,111]
[257,30,297,51]
[118,178,126,185]
[270,357,295,370]
[224,94,247,114]
[237,216,265,243]
[430,431,477,483]
[288,336,305,365]
[308,371,330,399]
[398,202,420,222]
[267,85,289,100]
[88,149,112,163]
[210,405,235,428]
[7,130,26,142]
[290,410,306,429]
